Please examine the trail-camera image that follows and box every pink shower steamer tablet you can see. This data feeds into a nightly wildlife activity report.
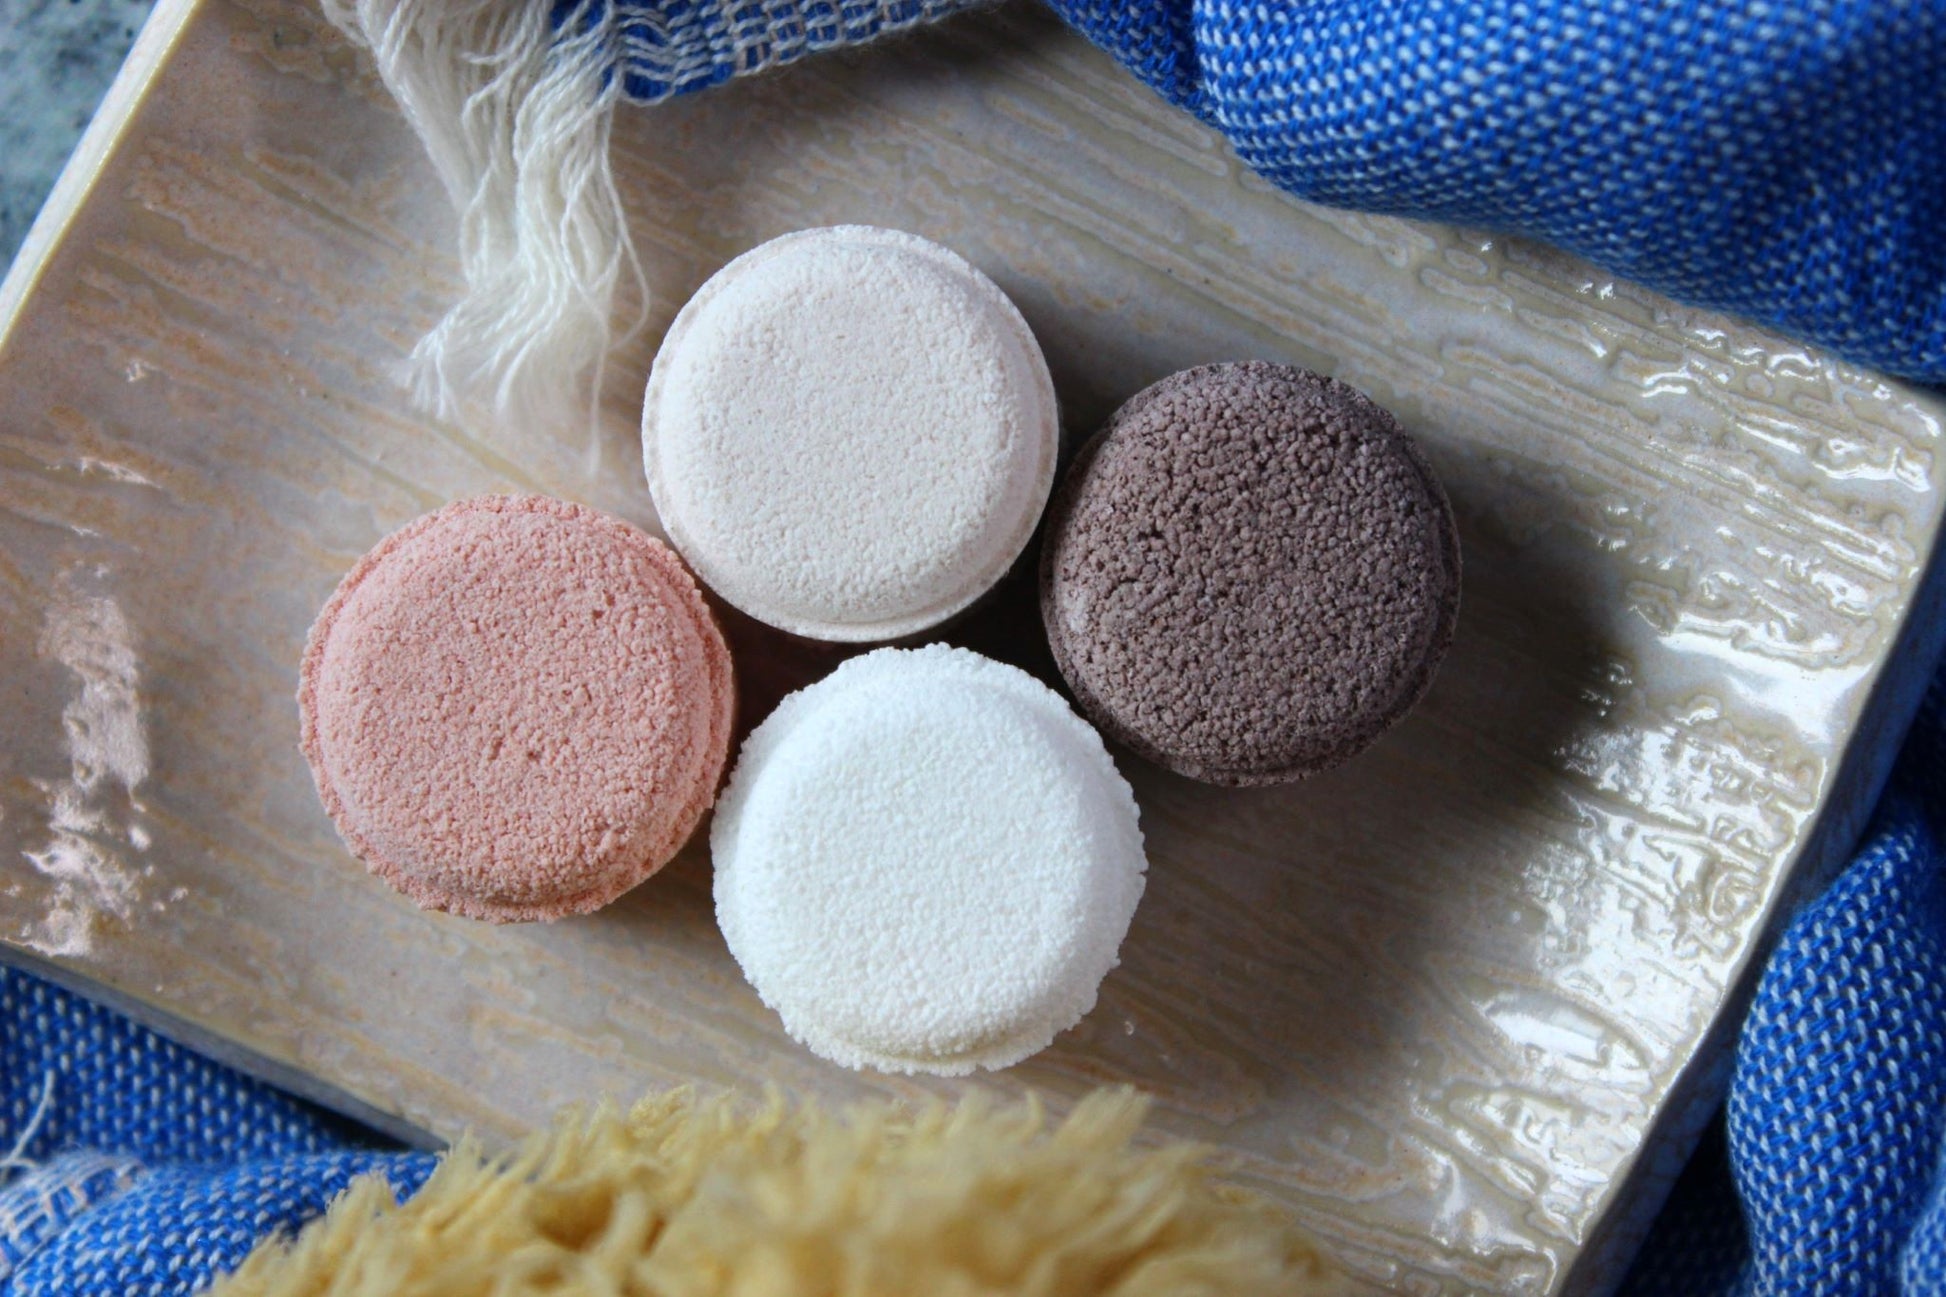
[298,495,735,922]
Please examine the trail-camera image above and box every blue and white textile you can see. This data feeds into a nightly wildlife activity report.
[0,970,434,1295]
[1033,0,1946,387]
[1727,729,1946,1294]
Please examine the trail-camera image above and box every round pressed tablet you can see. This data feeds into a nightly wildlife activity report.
[1041,362,1460,786]
[712,645,1145,1075]
[643,225,1059,642]
[298,494,735,922]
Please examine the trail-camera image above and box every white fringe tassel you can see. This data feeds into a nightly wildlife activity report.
[323,0,647,430]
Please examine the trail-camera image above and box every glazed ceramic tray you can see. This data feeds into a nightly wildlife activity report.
[5,0,1946,1292]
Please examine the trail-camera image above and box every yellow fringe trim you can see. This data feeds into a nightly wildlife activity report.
[209,1088,1343,1296]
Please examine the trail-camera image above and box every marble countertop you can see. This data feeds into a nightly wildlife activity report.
[0,0,157,267]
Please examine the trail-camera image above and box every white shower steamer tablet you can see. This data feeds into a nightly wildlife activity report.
[712,645,1146,1075]
[643,226,1059,642]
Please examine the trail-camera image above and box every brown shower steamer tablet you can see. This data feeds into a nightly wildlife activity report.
[299,495,735,922]
[1040,362,1459,785]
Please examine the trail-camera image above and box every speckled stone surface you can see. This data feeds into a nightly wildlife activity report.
[0,0,155,266]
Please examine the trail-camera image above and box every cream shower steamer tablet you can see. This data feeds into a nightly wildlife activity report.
[643,227,1059,641]
[713,646,1146,1075]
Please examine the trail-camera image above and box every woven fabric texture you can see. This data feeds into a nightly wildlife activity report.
[2,1155,433,1297]
[584,0,988,102]
[1031,0,1946,386]
[0,1153,144,1285]
[0,968,432,1294]
[1,972,372,1169]
[1723,684,1946,1296]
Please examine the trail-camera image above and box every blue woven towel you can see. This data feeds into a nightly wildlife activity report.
[1036,0,1946,387]
[0,970,435,1294]
[7,2,1946,1292]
